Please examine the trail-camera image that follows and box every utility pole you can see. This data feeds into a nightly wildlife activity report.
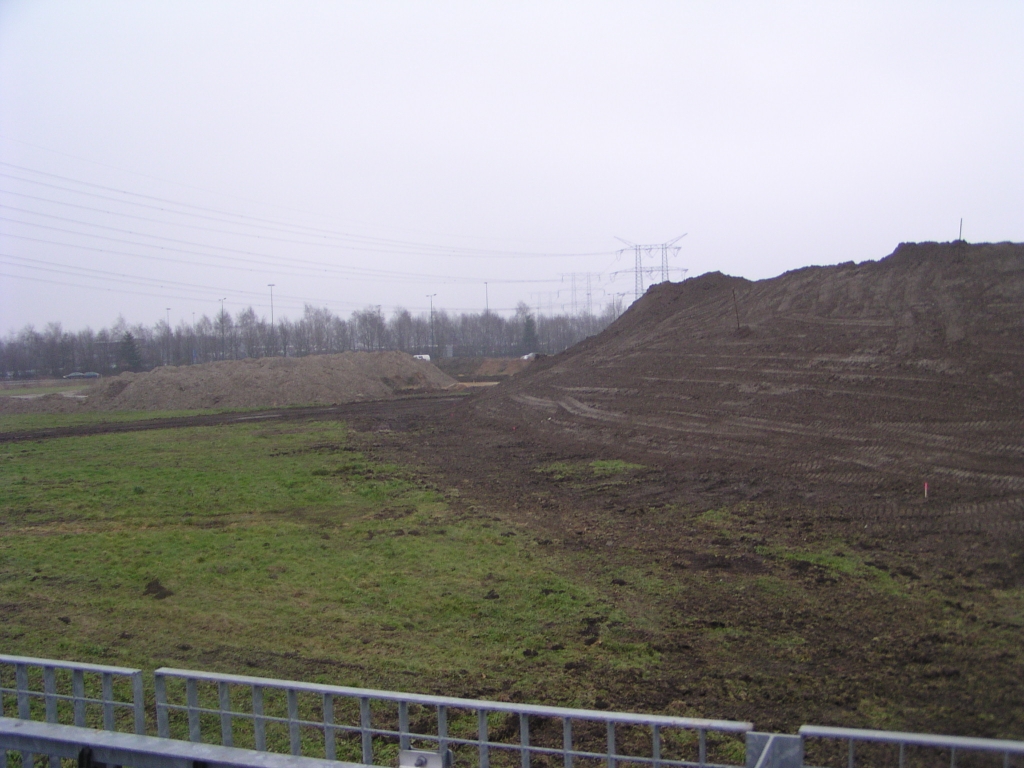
[165,308,171,365]
[484,282,489,314]
[427,294,437,355]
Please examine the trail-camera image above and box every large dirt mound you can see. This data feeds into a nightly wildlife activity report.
[476,241,1024,537]
[0,352,457,413]
[93,351,458,410]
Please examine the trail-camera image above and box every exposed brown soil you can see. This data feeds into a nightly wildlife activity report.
[0,351,457,413]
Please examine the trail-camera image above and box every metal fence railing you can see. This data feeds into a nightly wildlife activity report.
[799,725,1024,768]
[5,655,1024,768]
[154,668,752,768]
[0,654,146,768]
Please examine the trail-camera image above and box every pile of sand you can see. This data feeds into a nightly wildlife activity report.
[0,352,457,413]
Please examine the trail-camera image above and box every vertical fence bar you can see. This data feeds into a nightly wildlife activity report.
[563,717,573,768]
[154,673,169,738]
[698,729,706,767]
[360,696,373,765]
[399,702,410,751]
[101,673,114,731]
[950,748,957,768]
[520,713,530,768]
[287,689,300,756]
[899,743,905,768]
[186,678,200,743]
[253,686,266,751]
[15,664,29,719]
[607,721,616,768]
[323,694,336,761]
[132,672,146,735]
[652,725,661,768]
[847,739,854,768]
[15,664,32,768]
[43,668,57,768]
[218,682,233,747]
[72,671,85,728]
[438,705,449,758]
[478,709,489,768]
[42,668,57,723]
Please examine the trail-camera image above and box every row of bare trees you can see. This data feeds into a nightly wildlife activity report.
[0,300,624,379]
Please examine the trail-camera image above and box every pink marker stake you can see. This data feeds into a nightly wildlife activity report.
[924,482,929,499]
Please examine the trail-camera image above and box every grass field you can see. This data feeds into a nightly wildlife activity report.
[0,417,658,706]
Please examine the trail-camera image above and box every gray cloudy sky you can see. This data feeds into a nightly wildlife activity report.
[1,1,1022,333]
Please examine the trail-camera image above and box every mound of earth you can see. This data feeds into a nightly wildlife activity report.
[0,352,457,413]
[474,241,1024,542]
[0,391,90,414]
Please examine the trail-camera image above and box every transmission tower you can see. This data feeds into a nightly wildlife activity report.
[615,234,687,301]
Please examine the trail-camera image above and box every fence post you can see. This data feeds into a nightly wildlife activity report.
[132,672,146,736]
[154,672,169,738]
[478,709,489,768]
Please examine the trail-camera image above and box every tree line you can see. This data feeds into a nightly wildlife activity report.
[0,300,624,379]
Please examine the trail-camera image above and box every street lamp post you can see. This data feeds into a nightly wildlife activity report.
[268,284,276,356]
[219,298,227,360]
[426,294,437,356]
[165,308,171,365]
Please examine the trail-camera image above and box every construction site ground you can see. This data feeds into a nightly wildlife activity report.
[3,242,1022,738]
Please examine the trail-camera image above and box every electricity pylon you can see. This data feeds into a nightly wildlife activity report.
[615,234,687,302]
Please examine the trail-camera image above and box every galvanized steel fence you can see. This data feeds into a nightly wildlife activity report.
[798,725,1024,768]
[0,654,145,768]
[154,667,750,768]
[3,656,1024,768]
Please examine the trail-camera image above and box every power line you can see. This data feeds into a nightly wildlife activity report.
[0,162,618,259]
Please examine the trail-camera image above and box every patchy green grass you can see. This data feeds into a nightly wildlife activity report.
[535,459,646,481]
[590,459,646,476]
[0,419,658,704]
[0,382,87,396]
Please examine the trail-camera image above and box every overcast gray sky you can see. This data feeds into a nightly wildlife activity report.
[1,1,1022,333]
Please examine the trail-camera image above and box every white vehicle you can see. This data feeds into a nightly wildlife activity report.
[413,354,431,361]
